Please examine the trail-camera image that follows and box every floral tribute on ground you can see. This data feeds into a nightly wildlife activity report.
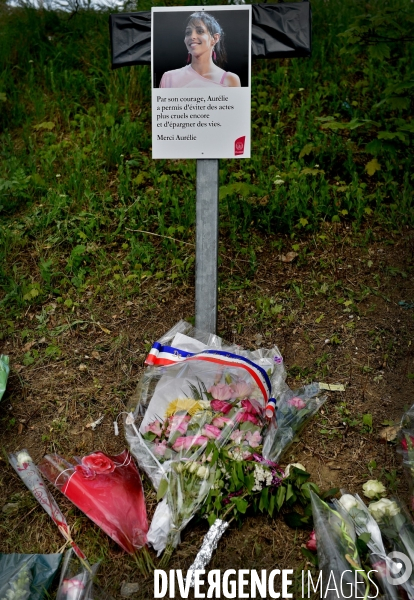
[125,320,331,567]
[125,320,287,563]
[0,553,62,600]
[310,491,371,600]
[8,450,88,567]
[38,450,152,573]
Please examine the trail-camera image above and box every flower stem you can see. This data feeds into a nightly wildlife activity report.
[159,544,174,569]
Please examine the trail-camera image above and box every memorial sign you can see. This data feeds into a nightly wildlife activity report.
[110,2,311,333]
[151,6,251,159]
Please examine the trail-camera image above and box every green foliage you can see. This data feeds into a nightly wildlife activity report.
[0,0,413,316]
[200,452,319,527]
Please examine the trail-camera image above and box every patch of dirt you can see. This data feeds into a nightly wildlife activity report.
[1,225,413,598]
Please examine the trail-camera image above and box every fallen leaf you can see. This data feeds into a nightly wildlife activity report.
[78,364,88,371]
[91,351,101,361]
[379,425,400,442]
[70,429,84,435]
[279,252,298,263]
[22,341,35,353]
[18,423,24,434]
[97,322,111,334]
[327,462,342,469]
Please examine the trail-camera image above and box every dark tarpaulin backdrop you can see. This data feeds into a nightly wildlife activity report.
[109,1,311,69]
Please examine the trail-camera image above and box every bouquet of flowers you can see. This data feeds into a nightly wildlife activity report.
[145,381,269,565]
[201,453,292,526]
[126,320,286,488]
[310,491,370,600]
[334,493,408,600]
[0,354,10,402]
[8,450,87,566]
[187,460,316,580]
[398,405,414,512]
[56,549,114,600]
[369,496,414,595]
[125,320,287,562]
[263,383,327,463]
[38,450,151,571]
[56,550,97,600]
[0,553,62,600]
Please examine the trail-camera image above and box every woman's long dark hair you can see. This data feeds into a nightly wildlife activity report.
[186,12,227,69]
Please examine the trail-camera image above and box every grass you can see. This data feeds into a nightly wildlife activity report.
[0,1,413,593]
[0,0,413,321]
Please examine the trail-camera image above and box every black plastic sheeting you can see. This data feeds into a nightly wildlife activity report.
[109,2,311,69]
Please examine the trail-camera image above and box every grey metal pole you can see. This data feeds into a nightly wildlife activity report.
[195,159,219,334]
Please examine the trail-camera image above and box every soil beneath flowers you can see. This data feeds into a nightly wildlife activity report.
[1,223,414,599]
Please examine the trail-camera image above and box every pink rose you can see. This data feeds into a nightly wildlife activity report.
[236,411,259,425]
[62,578,85,600]
[230,430,244,444]
[166,414,191,435]
[168,415,191,427]
[371,561,387,576]
[209,383,234,401]
[169,420,188,437]
[145,421,163,437]
[172,435,208,452]
[230,381,254,399]
[154,440,168,457]
[288,397,306,410]
[306,530,317,552]
[241,399,260,415]
[212,416,233,428]
[81,452,115,475]
[203,424,222,439]
[245,430,262,448]
[211,399,233,414]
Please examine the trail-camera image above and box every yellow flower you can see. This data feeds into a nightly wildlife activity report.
[165,398,203,417]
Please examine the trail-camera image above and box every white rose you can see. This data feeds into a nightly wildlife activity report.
[198,401,211,410]
[362,479,387,499]
[284,463,306,478]
[197,465,209,479]
[187,462,198,474]
[384,499,400,517]
[16,451,32,468]
[339,494,359,513]
[369,498,400,521]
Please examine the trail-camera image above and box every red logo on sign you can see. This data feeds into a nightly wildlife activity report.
[234,136,245,156]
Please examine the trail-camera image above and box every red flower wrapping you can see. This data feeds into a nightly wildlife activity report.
[39,450,148,554]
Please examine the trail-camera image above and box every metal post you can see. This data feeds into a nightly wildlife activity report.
[195,159,219,334]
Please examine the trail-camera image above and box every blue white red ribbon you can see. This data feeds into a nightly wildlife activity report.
[145,343,274,404]
[265,397,277,418]
[145,341,194,366]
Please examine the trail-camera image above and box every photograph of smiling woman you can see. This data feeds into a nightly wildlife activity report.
[153,11,249,89]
